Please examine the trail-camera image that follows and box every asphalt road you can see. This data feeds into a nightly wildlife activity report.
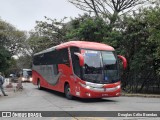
[0,82,160,120]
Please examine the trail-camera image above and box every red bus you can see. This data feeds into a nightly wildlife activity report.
[32,41,127,99]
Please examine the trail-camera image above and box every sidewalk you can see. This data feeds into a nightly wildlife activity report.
[122,92,160,98]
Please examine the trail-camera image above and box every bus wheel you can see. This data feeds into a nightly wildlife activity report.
[37,80,42,90]
[64,84,73,100]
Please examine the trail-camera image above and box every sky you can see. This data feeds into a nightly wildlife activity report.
[0,0,84,31]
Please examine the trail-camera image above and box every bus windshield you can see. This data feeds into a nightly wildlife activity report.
[23,69,32,77]
[82,49,119,84]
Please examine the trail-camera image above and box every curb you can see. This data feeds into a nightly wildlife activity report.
[121,93,160,98]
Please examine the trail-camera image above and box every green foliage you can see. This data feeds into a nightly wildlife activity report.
[27,17,69,53]
[0,19,29,74]
[68,0,152,28]
[66,14,123,52]
[118,7,160,93]
[29,15,122,53]
[145,7,160,59]
[0,19,27,55]
[0,46,11,73]
[66,14,119,43]
[103,30,122,50]
[27,33,52,54]
[16,55,32,69]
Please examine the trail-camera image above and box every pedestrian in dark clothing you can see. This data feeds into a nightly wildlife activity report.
[0,72,8,96]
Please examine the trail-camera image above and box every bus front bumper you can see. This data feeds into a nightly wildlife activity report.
[75,82,121,98]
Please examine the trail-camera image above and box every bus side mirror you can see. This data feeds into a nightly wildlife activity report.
[118,55,127,70]
[74,52,84,66]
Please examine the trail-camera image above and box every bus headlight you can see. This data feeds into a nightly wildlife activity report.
[116,85,121,89]
[79,82,91,89]
[22,77,25,81]
[86,86,91,89]
[30,77,32,81]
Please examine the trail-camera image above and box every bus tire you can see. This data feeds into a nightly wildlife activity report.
[37,80,42,90]
[64,84,73,100]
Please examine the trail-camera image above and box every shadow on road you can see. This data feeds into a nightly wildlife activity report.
[36,87,118,103]
[36,87,65,97]
[75,98,117,103]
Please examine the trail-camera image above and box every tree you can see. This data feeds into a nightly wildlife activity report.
[118,7,160,93]
[27,17,69,53]
[0,47,11,73]
[28,32,52,54]
[0,19,30,74]
[65,14,123,49]
[0,19,27,56]
[68,0,151,27]
[16,55,32,69]
[66,14,110,42]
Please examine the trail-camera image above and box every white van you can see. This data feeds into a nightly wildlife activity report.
[21,69,32,82]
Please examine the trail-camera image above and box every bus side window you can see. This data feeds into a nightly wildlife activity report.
[61,49,70,66]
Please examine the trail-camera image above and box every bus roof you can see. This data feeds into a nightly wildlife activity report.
[23,69,32,71]
[34,41,114,55]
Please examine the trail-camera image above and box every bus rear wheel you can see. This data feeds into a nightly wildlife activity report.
[64,84,73,100]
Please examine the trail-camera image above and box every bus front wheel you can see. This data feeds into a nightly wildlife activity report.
[64,84,73,100]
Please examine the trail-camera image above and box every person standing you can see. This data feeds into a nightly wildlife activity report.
[0,72,8,96]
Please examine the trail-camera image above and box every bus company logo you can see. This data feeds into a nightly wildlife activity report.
[2,112,12,117]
